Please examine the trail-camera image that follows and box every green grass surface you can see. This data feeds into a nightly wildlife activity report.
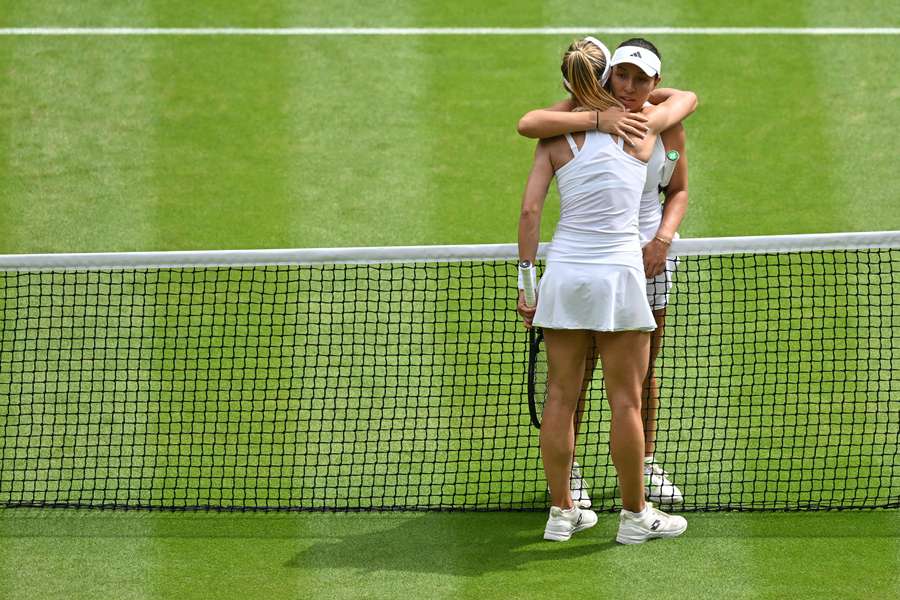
[2,1,899,28]
[1,2,899,598]
[1,7,900,252]
[1,510,898,600]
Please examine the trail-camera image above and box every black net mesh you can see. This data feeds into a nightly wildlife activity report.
[0,247,897,511]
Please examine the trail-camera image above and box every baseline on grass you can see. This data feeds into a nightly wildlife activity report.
[0,231,897,512]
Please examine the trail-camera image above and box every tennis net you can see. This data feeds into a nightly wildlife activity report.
[1,232,898,511]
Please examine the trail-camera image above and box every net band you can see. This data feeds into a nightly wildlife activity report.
[2,231,899,270]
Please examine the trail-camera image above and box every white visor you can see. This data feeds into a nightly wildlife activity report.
[610,45,661,77]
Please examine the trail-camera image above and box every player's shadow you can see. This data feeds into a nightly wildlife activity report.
[285,511,619,577]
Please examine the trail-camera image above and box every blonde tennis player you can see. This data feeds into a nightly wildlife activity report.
[516,37,696,544]
[518,37,688,508]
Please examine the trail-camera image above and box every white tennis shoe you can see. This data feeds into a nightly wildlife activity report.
[570,462,592,509]
[616,502,687,545]
[547,462,592,508]
[644,462,683,504]
[543,505,598,541]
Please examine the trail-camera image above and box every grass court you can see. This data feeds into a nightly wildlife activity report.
[1,2,898,599]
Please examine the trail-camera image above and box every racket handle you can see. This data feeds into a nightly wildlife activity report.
[660,149,680,188]
[518,260,537,307]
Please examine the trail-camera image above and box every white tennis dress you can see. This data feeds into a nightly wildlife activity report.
[533,130,656,332]
[640,134,679,310]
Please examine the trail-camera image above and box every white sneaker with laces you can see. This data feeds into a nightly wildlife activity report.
[616,502,687,545]
[543,505,598,541]
[644,462,684,504]
[570,462,592,509]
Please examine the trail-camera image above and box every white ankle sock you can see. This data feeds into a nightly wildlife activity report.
[624,505,650,519]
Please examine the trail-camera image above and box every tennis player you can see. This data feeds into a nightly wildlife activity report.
[517,37,688,507]
[516,37,695,544]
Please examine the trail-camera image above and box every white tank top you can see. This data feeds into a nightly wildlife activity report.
[546,130,647,269]
[638,135,666,246]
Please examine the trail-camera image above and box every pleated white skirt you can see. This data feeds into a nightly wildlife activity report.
[533,261,656,332]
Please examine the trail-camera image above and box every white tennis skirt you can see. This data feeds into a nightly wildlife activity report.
[533,261,656,332]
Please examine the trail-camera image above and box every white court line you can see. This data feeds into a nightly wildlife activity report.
[0,27,898,36]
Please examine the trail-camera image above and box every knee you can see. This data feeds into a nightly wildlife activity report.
[606,384,642,414]
[547,381,580,408]
[610,397,642,416]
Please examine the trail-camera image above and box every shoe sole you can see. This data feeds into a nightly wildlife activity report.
[544,518,598,542]
[615,521,687,545]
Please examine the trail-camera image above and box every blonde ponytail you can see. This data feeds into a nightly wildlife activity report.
[561,39,622,112]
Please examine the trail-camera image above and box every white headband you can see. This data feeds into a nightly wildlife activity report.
[562,36,612,93]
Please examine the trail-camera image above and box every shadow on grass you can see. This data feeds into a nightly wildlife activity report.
[0,508,621,576]
[285,512,619,576]
[1,506,896,579]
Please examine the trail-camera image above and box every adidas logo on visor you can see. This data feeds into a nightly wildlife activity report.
[612,45,661,76]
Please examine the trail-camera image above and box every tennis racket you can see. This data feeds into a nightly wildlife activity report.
[527,327,548,429]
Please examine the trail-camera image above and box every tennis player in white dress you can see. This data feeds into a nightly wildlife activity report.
[517,37,696,544]
[518,37,689,508]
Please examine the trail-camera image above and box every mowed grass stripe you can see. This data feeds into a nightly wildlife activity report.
[0,37,162,252]
[0,37,9,254]
[148,37,296,251]
[0,13,154,600]
[0,7,159,597]
[283,36,440,248]
[140,4,303,596]
[815,36,900,232]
